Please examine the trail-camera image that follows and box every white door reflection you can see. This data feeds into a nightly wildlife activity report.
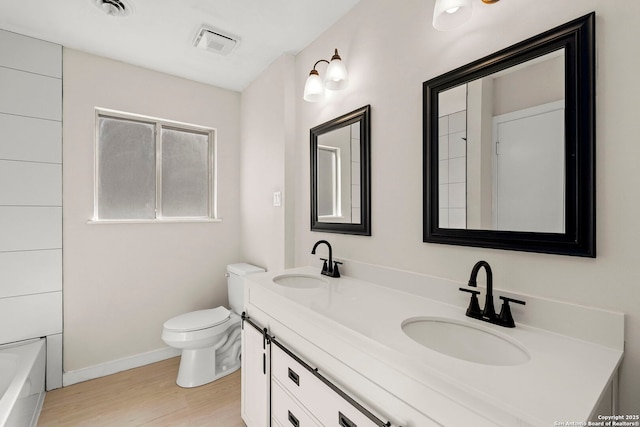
[494,102,565,233]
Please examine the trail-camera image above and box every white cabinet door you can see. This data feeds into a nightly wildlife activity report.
[241,319,270,427]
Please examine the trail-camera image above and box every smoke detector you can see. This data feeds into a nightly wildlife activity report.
[94,0,133,17]
[193,26,239,56]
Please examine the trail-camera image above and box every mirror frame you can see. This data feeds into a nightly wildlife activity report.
[423,13,595,257]
[311,105,371,235]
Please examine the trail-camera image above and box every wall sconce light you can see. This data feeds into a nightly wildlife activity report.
[432,0,499,31]
[303,49,349,102]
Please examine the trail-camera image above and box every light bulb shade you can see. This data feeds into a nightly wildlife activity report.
[432,0,472,31]
[324,55,349,91]
[303,70,325,102]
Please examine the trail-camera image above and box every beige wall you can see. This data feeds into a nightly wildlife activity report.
[493,54,565,116]
[240,54,296,272]
[289,0,640,413]
[63,49,242,371]
[59,0,640,413]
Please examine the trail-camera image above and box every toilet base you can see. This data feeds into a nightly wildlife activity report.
[174,323,242,388]
[176,346,240,387]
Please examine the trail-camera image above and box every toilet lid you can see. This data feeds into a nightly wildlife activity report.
[163,307,230,332]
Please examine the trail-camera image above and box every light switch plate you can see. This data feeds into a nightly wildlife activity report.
[273,191,282,207]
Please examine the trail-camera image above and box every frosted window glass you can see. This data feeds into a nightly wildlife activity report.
[97,117,156,219]
[161,129,209,217]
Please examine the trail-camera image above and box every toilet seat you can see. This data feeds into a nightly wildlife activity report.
[163,307,230,332]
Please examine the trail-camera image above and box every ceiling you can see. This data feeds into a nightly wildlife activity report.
[0,0,361,92]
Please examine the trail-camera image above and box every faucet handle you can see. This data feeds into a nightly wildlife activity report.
[319,258,329,274]
[501,296,526,306]
[498,296,526,328]
[459,288,483,319]
[331,261,342,278]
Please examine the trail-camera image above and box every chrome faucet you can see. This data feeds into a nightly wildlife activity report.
[311,240,341,277]
[459,260,526,328]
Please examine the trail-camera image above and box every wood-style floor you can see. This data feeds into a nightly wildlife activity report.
[38,357,245,427]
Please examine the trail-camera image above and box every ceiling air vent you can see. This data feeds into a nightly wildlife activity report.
[94,0,133,17]
[193,26,239,56]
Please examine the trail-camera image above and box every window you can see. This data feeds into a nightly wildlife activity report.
[317,145,341,218]
[94,109,217,222]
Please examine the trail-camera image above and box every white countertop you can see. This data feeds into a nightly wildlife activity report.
[245,265,624,426]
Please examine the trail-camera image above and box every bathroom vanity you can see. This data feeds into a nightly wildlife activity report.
[241,261,623,426]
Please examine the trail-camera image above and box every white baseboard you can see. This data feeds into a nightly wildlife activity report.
[63,346,181,387]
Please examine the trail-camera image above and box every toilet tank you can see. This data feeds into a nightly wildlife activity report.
[227,263,265,314]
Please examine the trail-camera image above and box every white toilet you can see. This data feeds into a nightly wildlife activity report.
[162,263,265,388]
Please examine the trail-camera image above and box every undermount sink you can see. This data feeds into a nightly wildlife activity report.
[401,317,530,366]
[272,274,329,289]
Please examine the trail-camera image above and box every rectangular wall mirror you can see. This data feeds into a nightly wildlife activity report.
[311,105,371,235]
[423,13,595,256]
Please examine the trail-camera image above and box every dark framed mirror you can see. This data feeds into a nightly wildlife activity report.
[423,13,595,257]
[311,105,371,235]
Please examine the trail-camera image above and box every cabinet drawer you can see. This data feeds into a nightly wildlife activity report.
[312,389,380,427]
[271,342,322,407]
[272,380,320,427]
[272,342,384,427]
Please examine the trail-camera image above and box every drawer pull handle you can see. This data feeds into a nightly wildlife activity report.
[288,367,300,386]
[288,410,300,427]
[339,411,357,427]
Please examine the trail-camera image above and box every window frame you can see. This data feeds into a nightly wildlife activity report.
[317,144,342,220]
[92,108,219,223]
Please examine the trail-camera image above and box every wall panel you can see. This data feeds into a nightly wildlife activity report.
[0,292,62,344]
[0,27,63,390]
[0,29,61,77]
[0,207,62,252]
[0,161,62,206]
[0,113,61,163]
[0,67,61,120]
[0,250,62,298]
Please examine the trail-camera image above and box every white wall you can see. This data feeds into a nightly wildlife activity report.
[289,0,640,414]
[240,54,296,272]
[63,49,242,373]
[0,29,63,389]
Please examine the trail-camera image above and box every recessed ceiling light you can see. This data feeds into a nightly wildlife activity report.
[94,0,134,17]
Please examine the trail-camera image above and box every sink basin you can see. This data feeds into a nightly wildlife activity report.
[401,317,530,366]
[272,274,328,289]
